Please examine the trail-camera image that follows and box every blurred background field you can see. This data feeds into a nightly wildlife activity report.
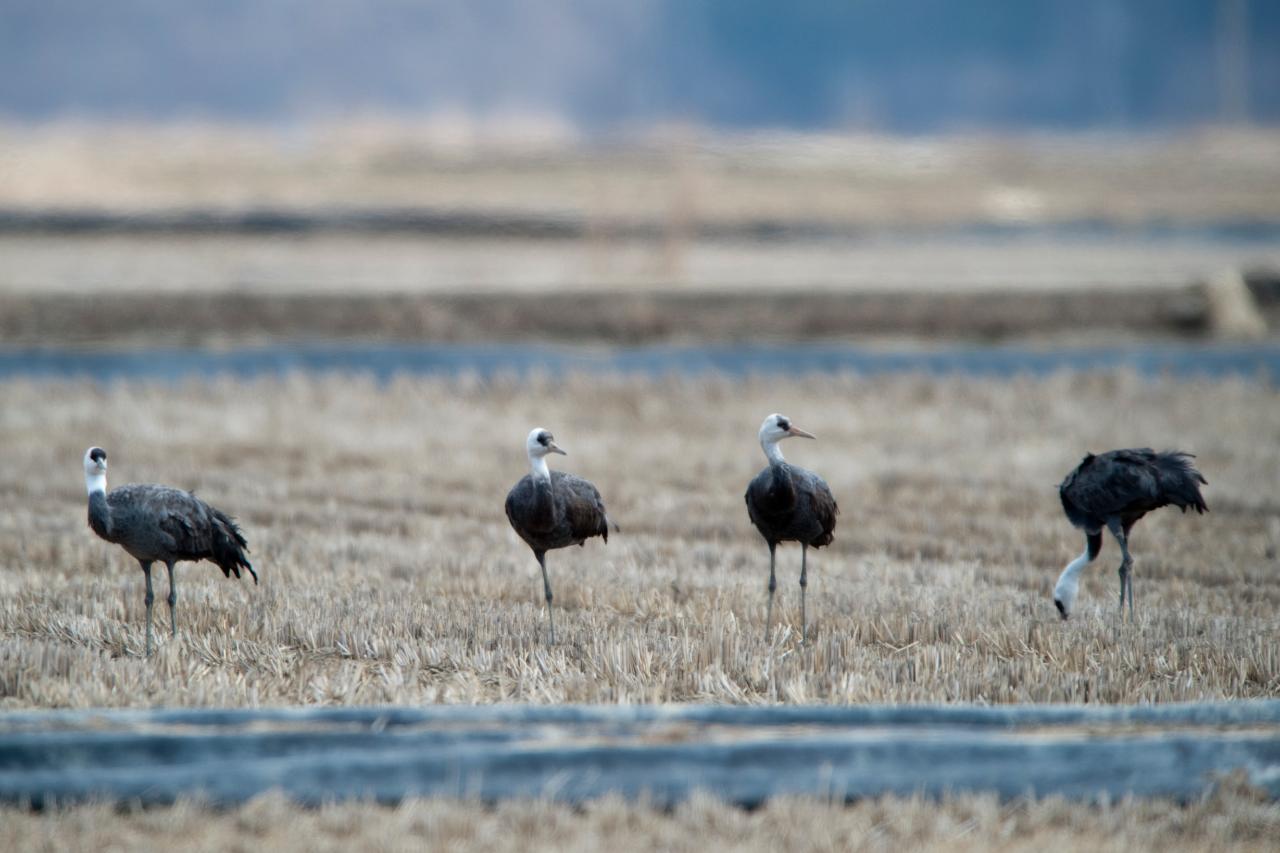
[2,126,1279,286]
[2,3,1279,346]
[3,123,1279,347]
[4,122,1279,228]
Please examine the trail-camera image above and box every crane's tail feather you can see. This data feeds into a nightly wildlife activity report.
[1157,451,1209,514]
[211,509,257,584]
[597,512,619,544]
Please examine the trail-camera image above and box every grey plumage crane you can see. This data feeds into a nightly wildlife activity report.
[745,413,838,643]
[1053,448,1207,621]
[505,428,616,643]
[82,447,257,655]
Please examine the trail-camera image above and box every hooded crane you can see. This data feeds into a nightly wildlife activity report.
[1053,448,1207,621]
[745,413,838,643]
[505,428,615,643]
[83,447,257,655]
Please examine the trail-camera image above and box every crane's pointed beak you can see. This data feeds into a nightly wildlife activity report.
[788,426,816,439]
[548,441,567,456]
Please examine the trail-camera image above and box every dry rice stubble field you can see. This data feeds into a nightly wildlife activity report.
[1,370,1277,709]
[3,784,1279,853]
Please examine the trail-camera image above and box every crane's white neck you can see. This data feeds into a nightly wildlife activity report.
[85,470,107,496]
[1053,545,1092,610]
[528,453,552,482]
[761,437,786,466]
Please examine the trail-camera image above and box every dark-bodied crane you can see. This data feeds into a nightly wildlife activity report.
[745,413,838,643]
[505,428,615,643]
[1054,448,1207,621]
[83,447,257,655]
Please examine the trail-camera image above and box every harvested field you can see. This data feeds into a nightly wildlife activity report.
[1,371,1277,708]
[3,784,1279,853]
[7,93,1280,853]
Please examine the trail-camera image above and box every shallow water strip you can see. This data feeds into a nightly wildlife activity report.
[2,701,1278,807]
[1,342,1278,383]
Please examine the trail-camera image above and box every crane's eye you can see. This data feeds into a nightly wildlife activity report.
[538,433,551,446]
[777,418,790,431]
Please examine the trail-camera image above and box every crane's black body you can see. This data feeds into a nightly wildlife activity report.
[506,472,612,553]
[745,460,838,641]
[88,472,255,654]
[505,470,612,642]
[89,485,255,581]
[746,462,838,550]
[1058,448,1207,618]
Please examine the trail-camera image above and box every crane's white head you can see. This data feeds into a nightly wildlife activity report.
[759,413,815,444]
[758,413,815,463]
[1053,548,1091,620]
[525,428,566,480]
[84,446,108,494]
[526,428,567,459]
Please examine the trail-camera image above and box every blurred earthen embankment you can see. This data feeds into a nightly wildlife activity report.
[1,123,1277,347]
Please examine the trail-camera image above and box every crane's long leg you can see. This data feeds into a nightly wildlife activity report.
[765,542,777,642]
[1106,518,1134,621]
[140,561,155,656]
[799,544,809,645]
[536,551,555,644]
[1128,566,1135,615]
[1123,523,1136,617]
[165,561,178,639]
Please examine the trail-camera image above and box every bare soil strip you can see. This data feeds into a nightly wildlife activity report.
[0,286,1213,347]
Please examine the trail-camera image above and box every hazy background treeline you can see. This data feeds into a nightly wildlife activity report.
[2,0,1277,130]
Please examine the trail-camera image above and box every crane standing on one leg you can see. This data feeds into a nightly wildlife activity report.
[505,428,617,643]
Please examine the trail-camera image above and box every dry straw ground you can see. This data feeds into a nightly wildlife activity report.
[1,371,1277,708]
[4,785,1278,853]
[3,370,1279,849]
